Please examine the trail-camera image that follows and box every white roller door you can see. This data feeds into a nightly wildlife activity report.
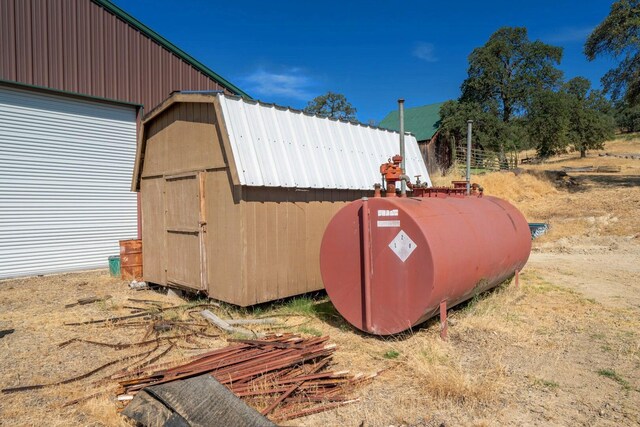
[0,85,138,279]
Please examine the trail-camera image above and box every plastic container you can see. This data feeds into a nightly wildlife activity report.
[108,255,121,277]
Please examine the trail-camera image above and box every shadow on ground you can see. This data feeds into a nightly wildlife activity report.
[574,174,640,189]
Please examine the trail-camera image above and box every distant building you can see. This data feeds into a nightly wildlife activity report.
[379,102,449,175]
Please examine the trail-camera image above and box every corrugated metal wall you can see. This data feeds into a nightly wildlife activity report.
[0,0,236,111]
[0,84,138,279]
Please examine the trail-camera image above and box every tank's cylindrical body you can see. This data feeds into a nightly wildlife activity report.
[320,195,531,335]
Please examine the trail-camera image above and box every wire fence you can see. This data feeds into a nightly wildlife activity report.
[454,146,518,172]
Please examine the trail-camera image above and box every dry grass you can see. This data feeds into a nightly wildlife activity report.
[402,339,502,404]
[293,268,640,426]
[473,171,558,213]
[1,254,639,426]
[0,271,237,426]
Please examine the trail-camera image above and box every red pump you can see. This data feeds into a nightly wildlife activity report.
[379,155,404,197]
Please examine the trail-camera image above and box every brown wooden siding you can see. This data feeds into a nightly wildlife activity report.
[0,0,238,111]
[165,175,202,290]
[418,140,437,176]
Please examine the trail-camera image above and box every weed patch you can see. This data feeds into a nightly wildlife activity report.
[597,369,631,390]
[534,378,559,390]
[383,350,400,359]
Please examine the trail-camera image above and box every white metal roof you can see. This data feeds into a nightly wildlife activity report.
[217,94,432,190]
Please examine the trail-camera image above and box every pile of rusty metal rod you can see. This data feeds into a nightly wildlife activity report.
[117,334,376,421]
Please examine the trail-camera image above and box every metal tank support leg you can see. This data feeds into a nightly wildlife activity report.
[514,269,520,289]
[439,300,448,340]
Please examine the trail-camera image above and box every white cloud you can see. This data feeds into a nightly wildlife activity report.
[545,26,594,44]
[242,67,315,100]
[413,42,437,62]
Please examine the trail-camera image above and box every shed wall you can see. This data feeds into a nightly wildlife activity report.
[238,188,366,305]
[140,177,165,284]
[204,170,244,303]
[0,0,238,111]
[142,103,223,177]
[419,140,440,176]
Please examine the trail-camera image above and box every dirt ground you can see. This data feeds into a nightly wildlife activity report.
[1,137,639,426]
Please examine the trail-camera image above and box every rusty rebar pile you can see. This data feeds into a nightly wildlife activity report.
[117,334,375,421]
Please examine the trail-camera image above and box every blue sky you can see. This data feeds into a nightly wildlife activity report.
[115,0,617,123]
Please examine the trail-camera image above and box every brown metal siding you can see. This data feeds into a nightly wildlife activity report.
[140,177,165,285]
[204,170,244,304]
[0,0,235,111]
[239,188,363,306]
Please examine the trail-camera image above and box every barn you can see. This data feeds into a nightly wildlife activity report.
[0,0,247,278]
[132,92,431,306]
[379,103,449,175]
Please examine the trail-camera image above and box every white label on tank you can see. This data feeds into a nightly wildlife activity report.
[377,220,400,227]
[377,209,398,217]
[389,230,417,262]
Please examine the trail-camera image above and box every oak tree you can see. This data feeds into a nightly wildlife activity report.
[461,27,563,124]
[585,0,640,105]
[528,78,615,158]
[441,27,563,157]
[303,92,357,121]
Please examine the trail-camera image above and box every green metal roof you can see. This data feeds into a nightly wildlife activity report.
[92,0,251,99]
[379,102,444,141]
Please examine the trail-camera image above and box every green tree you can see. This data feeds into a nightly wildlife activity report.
[563,76,591,100]
[455,27,563,158]
[529,78,615,158]
[438,100,505,152]
[585,0,640,105]
[303,92,357,120]
[587,89,615,116]
[528,90,572,158]
[563,78,615,157]
[461,27,563,124]
[615,101,640,131]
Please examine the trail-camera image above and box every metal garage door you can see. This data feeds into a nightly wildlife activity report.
[0,84,138,279]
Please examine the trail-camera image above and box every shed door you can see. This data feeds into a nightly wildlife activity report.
[0,84,137,279]
[164,173,206,291]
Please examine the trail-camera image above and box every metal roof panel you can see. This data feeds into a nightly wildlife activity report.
[379,102,444,141]
[218,94,432,190]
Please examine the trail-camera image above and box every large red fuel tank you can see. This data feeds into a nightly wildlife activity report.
[320,194,531,335]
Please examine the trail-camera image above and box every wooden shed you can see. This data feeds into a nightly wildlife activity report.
[132,92,430,306]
